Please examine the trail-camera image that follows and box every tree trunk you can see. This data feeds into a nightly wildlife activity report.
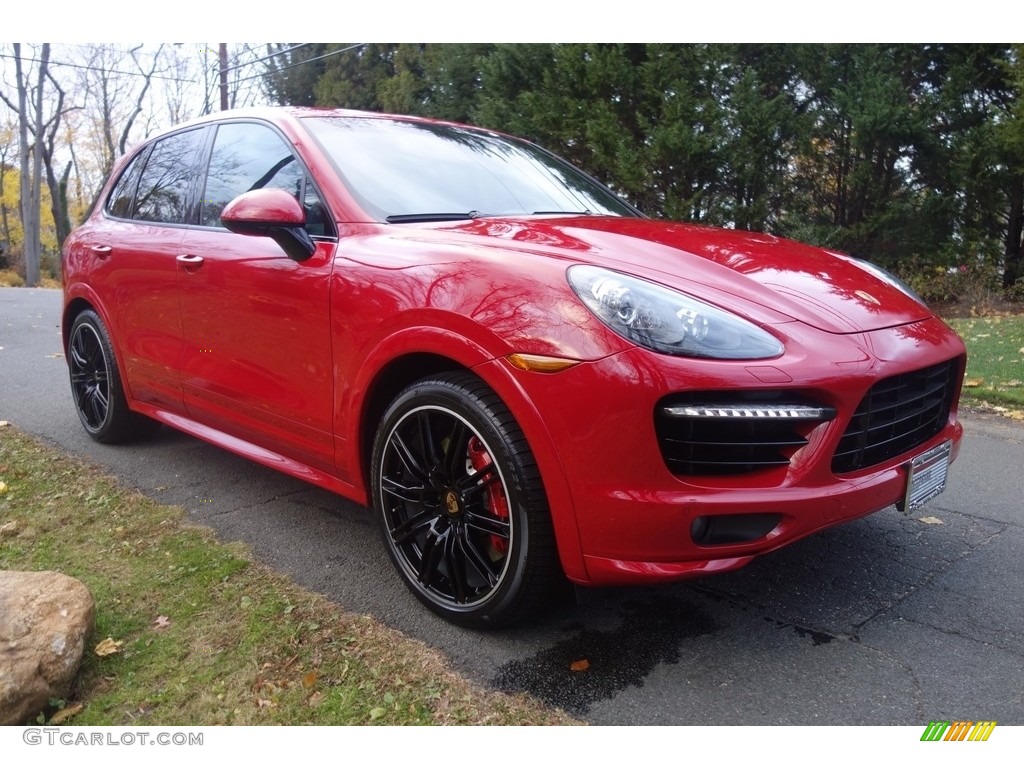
[1004,174,1023,289]
[44,158,73,255]
[31,49,49,283]
[12,44,43,287]
[42,72,71,255]
[0,159,10,267]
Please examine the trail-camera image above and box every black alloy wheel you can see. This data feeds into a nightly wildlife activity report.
[371,373,559,627]
[69,319,111,433]
[67,310,158,443]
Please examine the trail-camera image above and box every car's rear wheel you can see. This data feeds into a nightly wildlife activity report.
[68,309,159,443]
[371,372,559,627]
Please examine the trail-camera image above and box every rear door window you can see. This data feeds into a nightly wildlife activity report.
[131,128,206,225]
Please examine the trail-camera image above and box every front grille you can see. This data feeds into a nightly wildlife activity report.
[655,393,833,476]
[832,358,960,473]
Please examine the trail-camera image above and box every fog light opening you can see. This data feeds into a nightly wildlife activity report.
[690,513,783,546]
[690,515,709,543]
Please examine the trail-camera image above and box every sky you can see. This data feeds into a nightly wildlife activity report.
[5,2,1020,44]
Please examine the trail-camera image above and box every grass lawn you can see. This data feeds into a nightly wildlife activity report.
[947,314,1024,414]
[0,425,576,726]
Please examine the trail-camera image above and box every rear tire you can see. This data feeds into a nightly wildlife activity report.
[370,372,560,627]
[67,309,159,444]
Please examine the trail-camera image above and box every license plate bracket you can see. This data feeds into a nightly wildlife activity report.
[898,440,952,513]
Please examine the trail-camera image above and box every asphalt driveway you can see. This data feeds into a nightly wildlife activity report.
[2,286,1022,724]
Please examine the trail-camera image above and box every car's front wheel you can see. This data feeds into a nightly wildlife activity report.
[67,309,159,443]
[371,372,559,627]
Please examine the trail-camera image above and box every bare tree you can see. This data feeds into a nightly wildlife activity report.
[0,43,50,286]
[0,118,15,266]
[75,43,165,184]
[38,69,78,259]
[199,43,216,116]
[225,45,268,109]
[162,45,204,126]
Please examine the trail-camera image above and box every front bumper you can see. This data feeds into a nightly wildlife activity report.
[501,316,966,586]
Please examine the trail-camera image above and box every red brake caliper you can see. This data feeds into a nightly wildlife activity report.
[467,436,509,560]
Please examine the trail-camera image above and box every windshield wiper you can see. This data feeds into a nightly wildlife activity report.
[531,209,592,216]
[386,211,483,224]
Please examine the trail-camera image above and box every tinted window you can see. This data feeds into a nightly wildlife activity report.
[133,129,205,224]
[202,122,329,236]
[106,148,149,219]
[302,117,638,221]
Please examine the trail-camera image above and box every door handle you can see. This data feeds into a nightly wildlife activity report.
[176,254,205,273]
[91,245,112,259]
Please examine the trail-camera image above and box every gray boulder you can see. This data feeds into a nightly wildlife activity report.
[0,571,95,725]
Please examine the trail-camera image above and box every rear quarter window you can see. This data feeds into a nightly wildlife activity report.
[105,148,149,219]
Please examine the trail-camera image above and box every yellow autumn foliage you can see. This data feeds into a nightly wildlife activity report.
[0,164,60,260]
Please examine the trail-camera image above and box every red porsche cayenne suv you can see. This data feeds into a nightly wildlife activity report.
[62,107,966,626]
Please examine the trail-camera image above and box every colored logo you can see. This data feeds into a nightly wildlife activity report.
[921,721,997,741]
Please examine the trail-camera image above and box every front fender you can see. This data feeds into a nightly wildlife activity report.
[339,323,589,583]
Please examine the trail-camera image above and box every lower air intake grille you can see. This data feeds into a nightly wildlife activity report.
[832,358,960,473]
[655,394,833,476]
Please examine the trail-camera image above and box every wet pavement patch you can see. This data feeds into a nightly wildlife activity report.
[766,617,835,645]
[491,596,716,716]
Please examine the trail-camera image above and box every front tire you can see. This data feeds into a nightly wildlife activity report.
[67,309,159,444]
[371,372,559,627]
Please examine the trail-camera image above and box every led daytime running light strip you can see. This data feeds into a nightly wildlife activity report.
[663,405,835,420]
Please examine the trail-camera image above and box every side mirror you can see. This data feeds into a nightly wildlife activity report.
[221,188,317,262]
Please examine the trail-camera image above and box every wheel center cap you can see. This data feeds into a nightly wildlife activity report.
[444,490,461,516]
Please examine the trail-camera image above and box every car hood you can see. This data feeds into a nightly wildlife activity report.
[431,216,932,334]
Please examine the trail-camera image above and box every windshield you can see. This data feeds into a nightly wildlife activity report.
[302,116,639,222]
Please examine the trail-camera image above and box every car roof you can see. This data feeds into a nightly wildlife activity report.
[148,105,477,141]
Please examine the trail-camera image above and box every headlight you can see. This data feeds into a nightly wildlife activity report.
[567,265,783,360]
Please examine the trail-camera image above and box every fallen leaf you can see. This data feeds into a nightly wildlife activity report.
[0,482,7,495]
[0,420,9,427]
[569,658,590,672]
[94,637,123,657]
[0,520,16,535]
[1008,410,1024,421]
[302,671,318,689]
[918,516,944,525]
[369,706,386,720]
[963,378,984,388]
[307,691,325,707]
[257,698,276,709]
[49,703,84,725]
[153,615,171,630]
